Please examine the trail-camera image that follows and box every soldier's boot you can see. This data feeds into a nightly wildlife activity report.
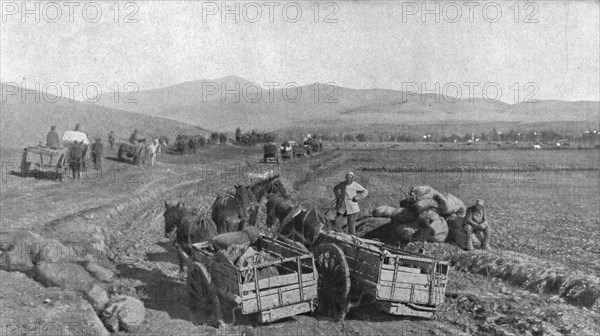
[463,225,474,251]
[465,233,474,251]
[481,228,491,250]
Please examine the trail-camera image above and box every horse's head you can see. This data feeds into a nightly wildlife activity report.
[269,175,290,200]
[252,174,289,201]
[163,201,184,239]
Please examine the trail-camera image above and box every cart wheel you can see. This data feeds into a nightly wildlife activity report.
[314,243,351,321]
[187,262,218,311]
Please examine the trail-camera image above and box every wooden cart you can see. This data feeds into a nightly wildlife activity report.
[20,146,70,180]
[285,231,450,321]
[117,142,146,165]
[263,143,280,164]
[185,235,318,325]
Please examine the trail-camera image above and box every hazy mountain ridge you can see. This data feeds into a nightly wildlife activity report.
[0,84,207,149]
[95,77,599,132]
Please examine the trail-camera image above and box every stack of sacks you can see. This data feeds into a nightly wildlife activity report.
[367,186,467,244]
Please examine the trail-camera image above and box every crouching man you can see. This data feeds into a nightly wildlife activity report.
[463,199,491,250]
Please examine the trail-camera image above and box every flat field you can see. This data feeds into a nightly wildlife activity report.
[1,144,599,336]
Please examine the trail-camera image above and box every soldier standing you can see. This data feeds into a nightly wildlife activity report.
[108,131,115,150]
[91,138,104,170]
[333,172,368,235]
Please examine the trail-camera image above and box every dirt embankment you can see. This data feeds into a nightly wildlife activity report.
[2,147,599,336]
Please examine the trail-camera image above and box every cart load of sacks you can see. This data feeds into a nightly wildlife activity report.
[365,186,478,247]
[208,227,280,283]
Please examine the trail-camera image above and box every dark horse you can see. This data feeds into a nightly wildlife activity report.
[211,185,257,234]
[266,194,331,248]
[164,201,218,280]
[211,175,289,234]
[248,174,290,203]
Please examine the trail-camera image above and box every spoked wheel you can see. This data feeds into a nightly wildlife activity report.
[314,243,351,321]
[187,262,219,312]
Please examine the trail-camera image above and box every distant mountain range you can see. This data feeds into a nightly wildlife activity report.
[96,76,600,133]
[1,83,205,149]
[2,77,598,148]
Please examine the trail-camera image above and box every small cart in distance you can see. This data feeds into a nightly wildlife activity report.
[309,232,450,320]
[185,235,318,325]
[263,143,280,164]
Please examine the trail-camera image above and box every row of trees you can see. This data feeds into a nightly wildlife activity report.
[235,128,277,146]
[320,129,599,144]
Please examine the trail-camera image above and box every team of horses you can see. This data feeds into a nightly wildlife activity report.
[163,174,295,279]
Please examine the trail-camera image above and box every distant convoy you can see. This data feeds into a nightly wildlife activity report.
[263,135,323,164]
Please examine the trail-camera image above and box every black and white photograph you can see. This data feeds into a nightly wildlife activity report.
[1,1,599,335]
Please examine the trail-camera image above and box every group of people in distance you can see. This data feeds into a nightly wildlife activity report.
[333,171,490,251]
[45,124,102,177]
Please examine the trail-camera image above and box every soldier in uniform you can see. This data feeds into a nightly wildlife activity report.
[463,199,491,250]
[46,126,60,149]
[333,172,368,235]
[91,137,104,170]
[108,131,115,150]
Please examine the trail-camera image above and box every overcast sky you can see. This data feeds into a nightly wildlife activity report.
[1,0,599,103]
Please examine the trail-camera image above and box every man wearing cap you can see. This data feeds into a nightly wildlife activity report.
[463,199,491,250]
[46,126,60,149]
[333,172,368,235]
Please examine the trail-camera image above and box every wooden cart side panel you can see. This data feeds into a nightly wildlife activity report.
[258,301,314,324]
[240,272,316,292]
[384,254,450,271]
[344,253,379,284]
[379,270,432,285]
[376,284,437,305]
[242,284,318,314]
[259,238,313,261]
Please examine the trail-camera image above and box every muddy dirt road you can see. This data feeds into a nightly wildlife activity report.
[1,146,598,336]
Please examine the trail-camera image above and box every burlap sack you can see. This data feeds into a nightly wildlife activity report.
[409,186,442,201]
[417,209,441,227]
[391,208,417,224]
[372,205,398,218]
[395,221,422,241]
[427,216,449,242]
[435,193,467,217]
[411,198,439,213]
[210,227,261,250]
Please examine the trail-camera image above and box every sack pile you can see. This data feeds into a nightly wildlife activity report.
[367,186,467,244]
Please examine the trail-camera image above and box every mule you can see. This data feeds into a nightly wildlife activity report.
[211,185,258,234]
[164,201,218,280]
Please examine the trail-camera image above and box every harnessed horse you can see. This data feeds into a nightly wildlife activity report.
[164,201,218,280]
